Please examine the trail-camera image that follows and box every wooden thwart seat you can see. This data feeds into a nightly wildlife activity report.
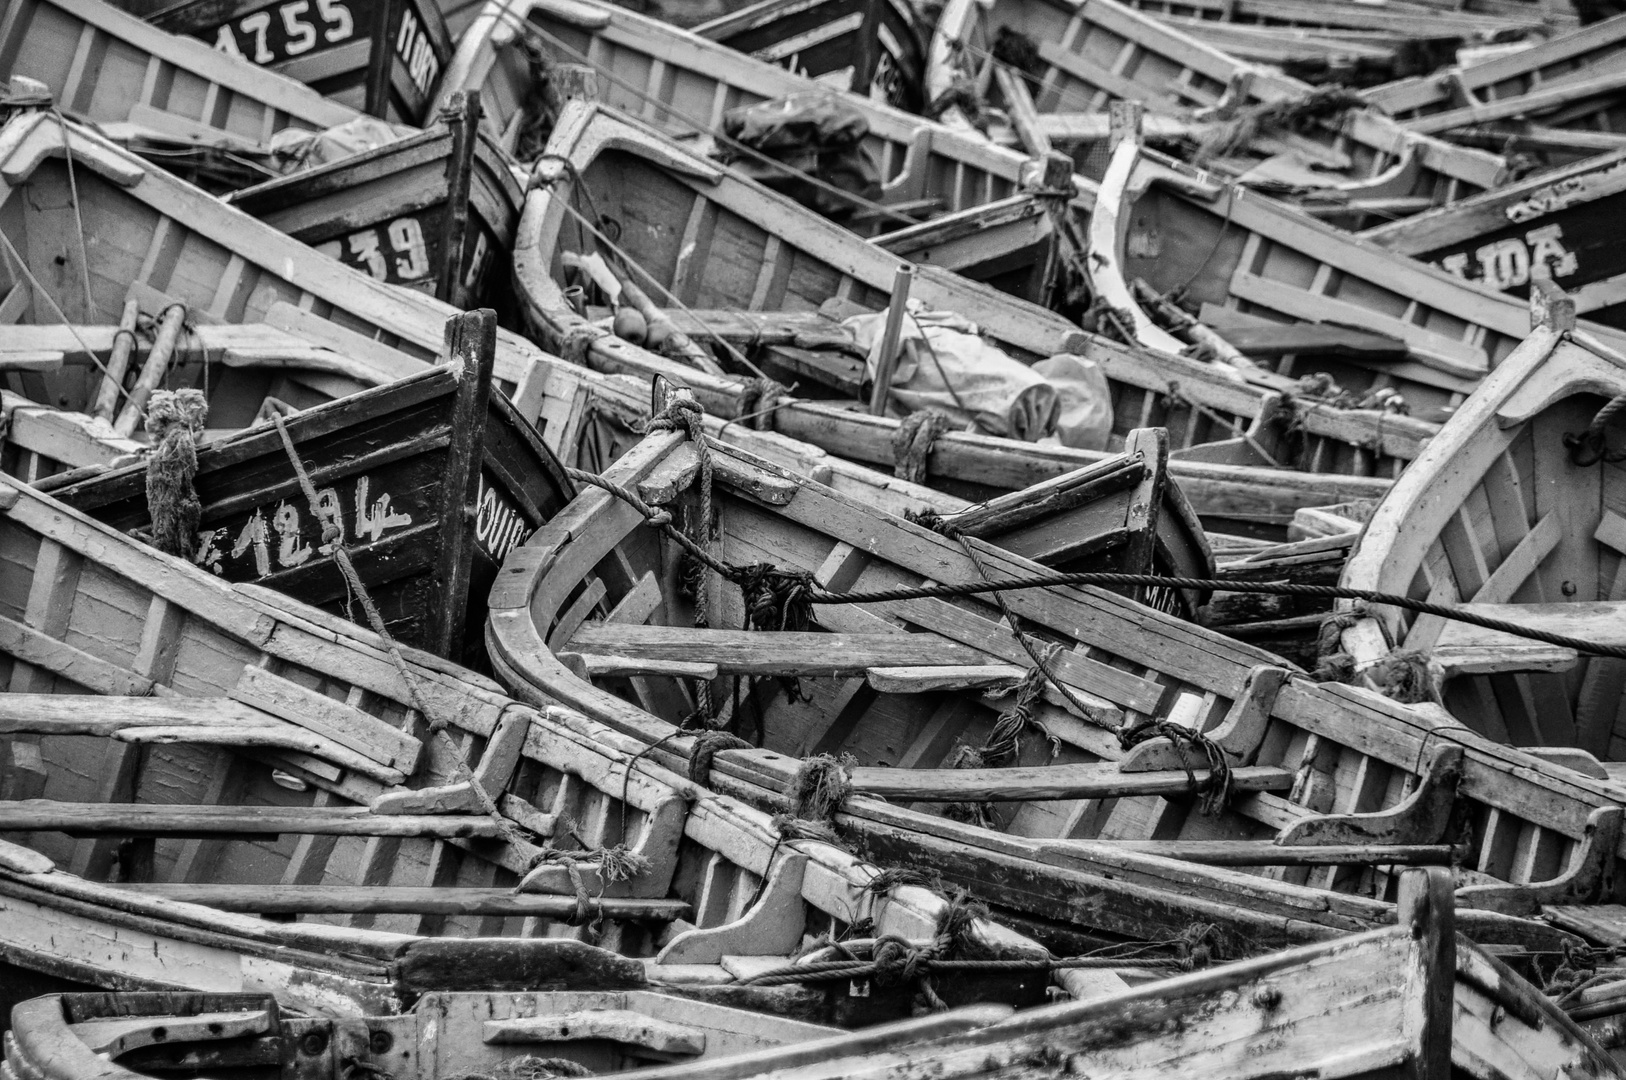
[845,762,1295,801]
[565,624,992,677]
[101,884,692,919]
[1428,600,1626,677]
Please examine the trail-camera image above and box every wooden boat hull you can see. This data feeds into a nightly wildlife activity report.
[1088,134,1626,419]
[0,111,548,413]
[0,0,358,156]
[1364,14,1626,162]
[46,318,573,665]
[925,0,1506,214]
[1360,147,1626,333]
[227,93,525,316]
[1338,301,1626,765]
[693,0,927,113]
[489,416,1611,957]
[144,0,453,126]
[1116,0,1553,36]
[0,474,1049,1016]
[620,872,1622,1080]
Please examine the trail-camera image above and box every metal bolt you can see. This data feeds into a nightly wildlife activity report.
[1563,580,1579,597]
[1252,984,1282,1010]
[369,1031,394,1054]
[299,1032,329,1056]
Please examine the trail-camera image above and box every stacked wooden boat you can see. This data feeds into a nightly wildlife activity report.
[25,0,1626,1069]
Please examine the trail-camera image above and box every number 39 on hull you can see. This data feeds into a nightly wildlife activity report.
[140,0,453,126]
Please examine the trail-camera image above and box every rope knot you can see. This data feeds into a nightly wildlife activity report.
[904,507,957,537]
[1117,721,1233,815]
[738,376,787,429]
[143,388,208,560]
[730,563,818,633]
[645,395,705,439]
[688,730,752,785]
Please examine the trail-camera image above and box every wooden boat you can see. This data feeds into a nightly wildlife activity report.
[42,311,573,666]
[0,0,359,163]
[1085,127,1626,419]
[693,0,927,113]
[1149,19,1410,88]
[515,102,1434,523]
[1360,146,1626,333]
[1336,285,1626,768]
[488,391,1626,957]
[924,0,1508,216]
[140,0,453,127]
[226,91,525,315]
[0,473,1053,1016]
[0,110,550,411]
[10,872,1620,1080]
[1364,14,1626,165]
[1,991,1023,1078]
[611,871,1624,1080]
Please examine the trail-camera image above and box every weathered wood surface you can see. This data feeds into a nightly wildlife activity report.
[0,474,1047,1016]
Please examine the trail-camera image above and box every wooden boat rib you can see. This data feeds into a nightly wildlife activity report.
[0,111,548,405]
[145,0,453,128]
[43,312,574,667]
[692,0,927,113]
[1337,290,1626,767]
[628,872,1621,1080]
[9,872,1622,1080]
[1,991,1019,1077]
[1086,128,1626,419]
[926,0,1507,210]
[1359,146,1626,333]
[0,0,359,155]
[1364,14,1626,143]
[0,473,1051,1016]
[489,401,1626,956]
[226,91,526,315]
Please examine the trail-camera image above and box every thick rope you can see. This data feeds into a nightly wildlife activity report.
[143,388,207,560]
[688,730,751,784]
[1565,392,1626,466]
[1118,720,1232,815]
[270,414,525,845]
[737,377,787,430]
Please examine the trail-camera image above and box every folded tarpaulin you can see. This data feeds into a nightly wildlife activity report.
[719,93,881,222]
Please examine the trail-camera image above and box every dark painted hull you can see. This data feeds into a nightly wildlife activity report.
[48,332,571,667]
[138,0,452,124]
[695,0,927,112]
[227,95,523,317]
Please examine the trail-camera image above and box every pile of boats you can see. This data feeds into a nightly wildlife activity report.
[5,0,1626,1074]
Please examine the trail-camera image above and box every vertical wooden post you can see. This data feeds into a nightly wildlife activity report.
[363,0,399,121]
[435,90,483,306]
[427,309,497,661]
[1398,866,1455,1080]
[868,264,915,416]
[1108,100,1145,153]
[1529,268,1576,332]
[544,65,601,115]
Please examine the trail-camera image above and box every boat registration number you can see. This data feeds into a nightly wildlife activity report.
[317,215,435,286]
[474,475,532,563]
[205,0,362,67]
[192,473,415,581]
[394,5,441,98]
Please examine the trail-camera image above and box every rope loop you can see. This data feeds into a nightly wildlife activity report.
[1116,720,1233,815]
[738,376,787,430]
[688,730,751,785]
[892,410,952,483]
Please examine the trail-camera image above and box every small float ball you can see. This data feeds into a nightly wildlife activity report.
[613,306,648,344]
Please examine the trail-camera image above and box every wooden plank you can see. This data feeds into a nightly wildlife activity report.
[845,763,1294,801]
[103,884,691,918]
[566,623,991,676]
[230,666,422,773]
[0,803,504,837]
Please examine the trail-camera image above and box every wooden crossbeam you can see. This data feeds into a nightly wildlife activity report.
[566,624,990,676]
[104,884,692,919]
[845,763,1294,802]
[0,802,504,838]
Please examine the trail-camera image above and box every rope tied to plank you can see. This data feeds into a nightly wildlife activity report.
[951,660,1061,772]
[892,409,953,483]
[1117,719,1232,816]
[1078,294,1139,344]
[270,414,528,848]
[1564,392,1626,466]
[1312,609,1363,684]
[1192,87,1367,165]
[687,730,752,785]
[516,844,651,928]
[143,388,207,560]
